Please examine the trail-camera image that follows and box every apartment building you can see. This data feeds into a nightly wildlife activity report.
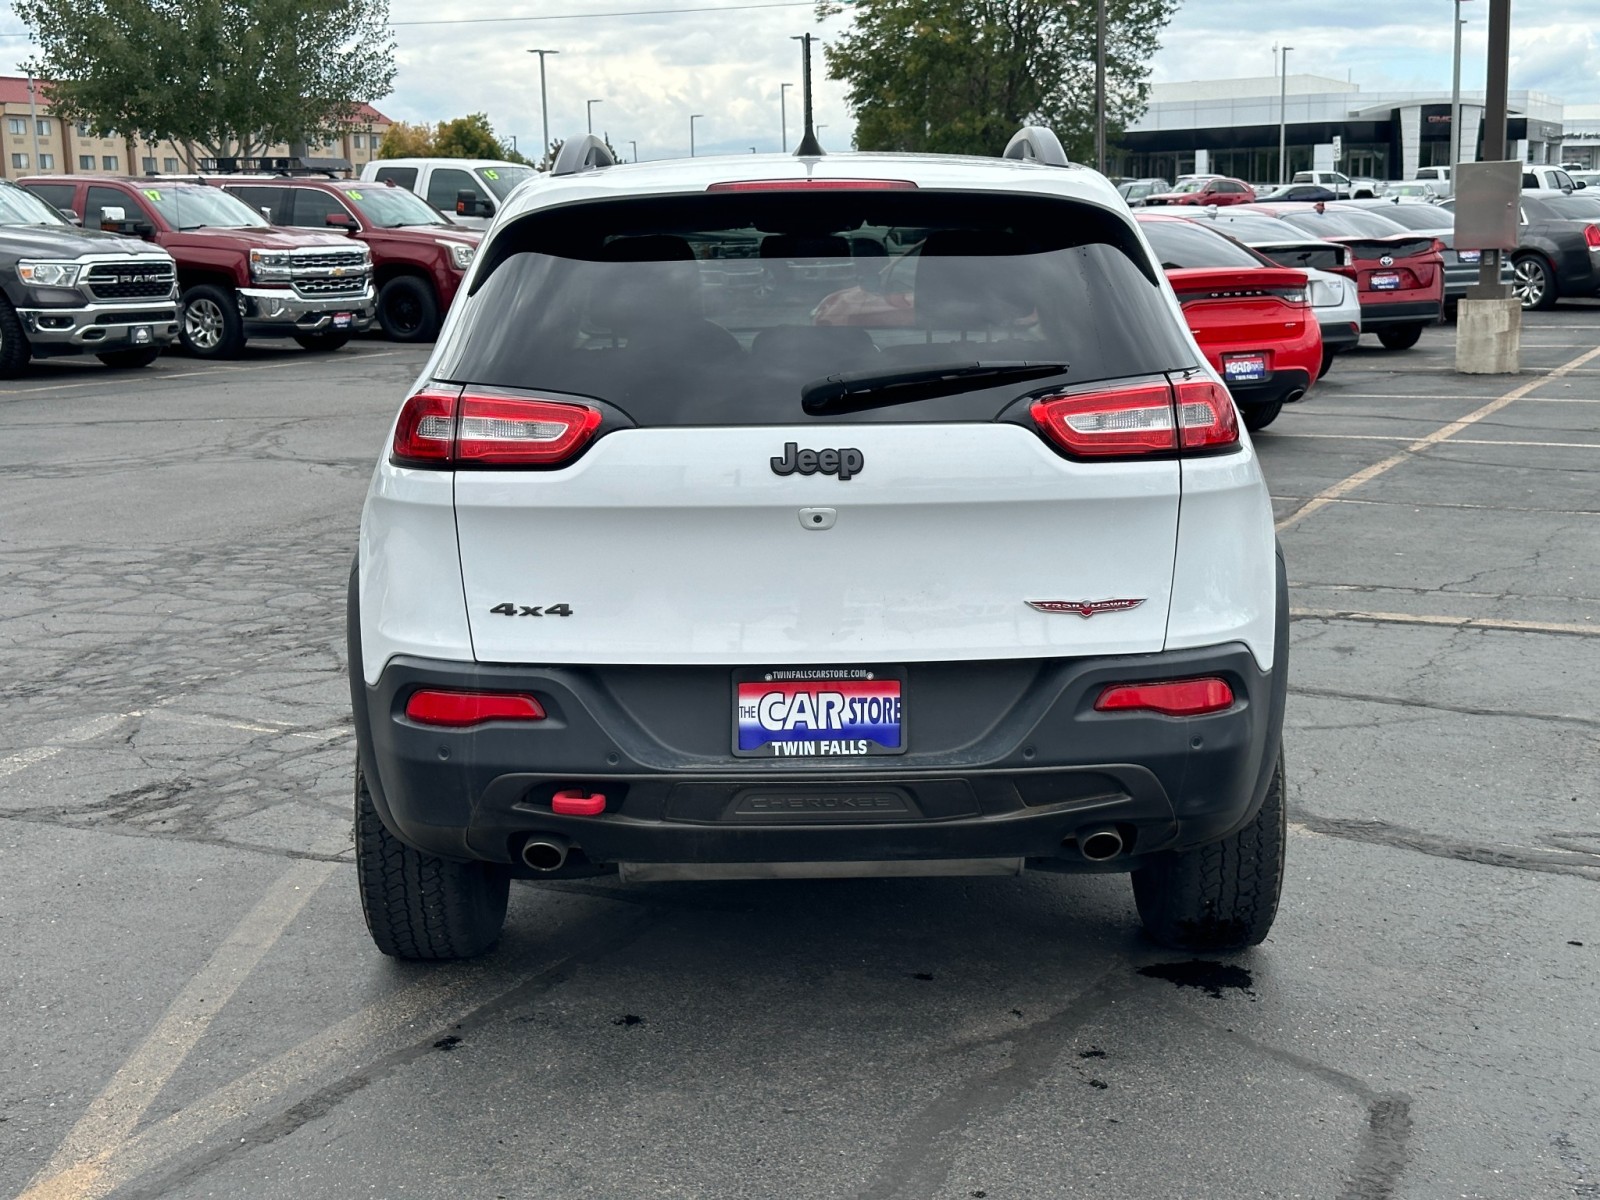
[0,77,391,180]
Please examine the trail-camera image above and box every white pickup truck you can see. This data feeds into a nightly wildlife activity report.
[1522,165,1587,193]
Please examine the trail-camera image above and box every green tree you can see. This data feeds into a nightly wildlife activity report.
[15,0,396,159]
[431,112,527,163]
[378,120,434,158]
[820,0,1179,160]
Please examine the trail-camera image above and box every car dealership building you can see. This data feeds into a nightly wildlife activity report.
[1114,73,1566,184]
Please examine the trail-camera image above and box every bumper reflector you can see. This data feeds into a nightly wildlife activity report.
[405,689,547,727]
[1094,677,1235,717]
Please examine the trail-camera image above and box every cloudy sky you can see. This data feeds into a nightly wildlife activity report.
[0,0,1595,159]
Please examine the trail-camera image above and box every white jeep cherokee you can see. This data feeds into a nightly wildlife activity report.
[348,130,1288,960]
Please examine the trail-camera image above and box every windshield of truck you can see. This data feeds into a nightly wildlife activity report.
[142,184,269,231]
[0,182,66,226]
[345,184,451,228]
[475,166,537,200]
[436,190,1197,426]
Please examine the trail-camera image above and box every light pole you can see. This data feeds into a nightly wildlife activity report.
[629,139,638,162]
[780,82,793,152]
[587,99,602,136]
[1094,0,1107,173]
[1278,45,1294,185]
[526,49,559,166]
[1450,0,1470,175]
[690,113,703,157]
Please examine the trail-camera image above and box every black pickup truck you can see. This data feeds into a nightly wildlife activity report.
[0,178,178,377]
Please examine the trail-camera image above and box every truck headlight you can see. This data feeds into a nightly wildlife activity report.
[249,249,294,281]
[1308,278,1345,307]
[445,241,475,271]
[18,260,81,287]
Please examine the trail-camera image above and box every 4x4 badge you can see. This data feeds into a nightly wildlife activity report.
[1026,599,1145,617]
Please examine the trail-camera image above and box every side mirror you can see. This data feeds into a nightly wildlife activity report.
[325,211,359,231]
[259,206,274,220]
[99,205,145,236]
[455,189,494,218]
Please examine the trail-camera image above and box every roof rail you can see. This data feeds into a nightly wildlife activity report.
[552,134,617,177]
[1002,127,1069,168]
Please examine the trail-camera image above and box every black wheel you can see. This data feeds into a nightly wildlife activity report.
[355,764,509,961]
[377,275,440,342]
[96,346,162,369]
[1317,349,1334,380]
[0,294,33,379]
[1376,324,1424,351]
[1132,753,1286,951]
[293,331,351,352]
[1242,402,1281,432]
[180,284,246,358]
[1511,254,1557,311]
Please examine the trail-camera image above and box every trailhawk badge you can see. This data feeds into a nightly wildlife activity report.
[1026,598,1146,618]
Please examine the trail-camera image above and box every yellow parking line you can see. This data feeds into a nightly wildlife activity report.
[17,860,337,1200]
[1274,344,1600,533]
[1292,606,1599,637]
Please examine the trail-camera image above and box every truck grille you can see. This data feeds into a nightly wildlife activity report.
[292,250,366,272]
[84,262,177,301]
[295,276,367,297]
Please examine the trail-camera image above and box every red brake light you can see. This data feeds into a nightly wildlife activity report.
[1094,677,1234,716]
[456,395,602,465]
[1585,224,1600,249]
[389,388,601,468]
[1030,383,1177,458]
[706,179,917,192]
[405,689,547,727]
[1174,379,1240,450]
[391,386,458,465]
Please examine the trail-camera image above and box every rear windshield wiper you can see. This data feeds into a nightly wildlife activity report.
[801,360,1069,414]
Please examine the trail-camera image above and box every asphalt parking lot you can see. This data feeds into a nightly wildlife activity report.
[2,315,1598,1200]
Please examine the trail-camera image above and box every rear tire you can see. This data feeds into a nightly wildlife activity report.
[377,275,440,342]
[355,764,509,960]
[294,331,350,352]
[1242,402,1281,432]
[1132,753,1287,951]
[1317,349,1334,380]
[96,346,161,369]
[1376,324,1424,351]
[0,295,32,379]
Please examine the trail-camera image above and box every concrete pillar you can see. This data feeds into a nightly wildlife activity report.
[1194,148,1209,175]
[1401,106,1423,180]
[1461,106,1482,163]
[1456,297,1521,374]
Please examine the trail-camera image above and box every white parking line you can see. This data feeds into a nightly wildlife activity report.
[0,347,412,397]
[1271,431,1600,450]
[0,712,137,778]
[1292,607,1599,637]
[1274,344,1600,532]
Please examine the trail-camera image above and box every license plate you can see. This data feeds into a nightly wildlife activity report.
[1372,272,1401,291]
[733,667,906,758]
[333,312,353,329]
[1457,250,1481,264]
[1223,353,1267,383]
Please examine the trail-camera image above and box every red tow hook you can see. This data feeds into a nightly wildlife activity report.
[551,789,606,816]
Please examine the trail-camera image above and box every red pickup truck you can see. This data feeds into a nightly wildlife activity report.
[206,176,480,342]
[19,175,374,358]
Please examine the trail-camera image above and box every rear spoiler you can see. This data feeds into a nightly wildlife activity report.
[1165,266,1310,302]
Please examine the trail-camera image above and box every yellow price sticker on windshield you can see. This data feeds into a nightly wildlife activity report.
[142,189,163,201]
[482,169,499,180]
[346,189,363,200]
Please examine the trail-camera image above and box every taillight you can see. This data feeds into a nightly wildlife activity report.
[1030,378,1239,459]
[1031,383,1176,457]
[389,387,602,469]
[405,689,547,727]
[1174,379,1239,451]
[456,395,602,465]
[706,179,916,192]
[1585,224,1600,250]
[1431,238,1447,256]
[1094,677,1234,716]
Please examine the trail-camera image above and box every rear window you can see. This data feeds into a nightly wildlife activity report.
[1139,219,1265,269]
[1524,194,1600,220]
[1277,208,1405,238]
[1349,204,1448,232]
[438,191,1197,426]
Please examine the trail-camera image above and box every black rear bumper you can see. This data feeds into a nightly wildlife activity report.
[1229,369,1311,409]
[1359,299,1441,328]
[349,557,1288,877]
[1319,320,1360,353]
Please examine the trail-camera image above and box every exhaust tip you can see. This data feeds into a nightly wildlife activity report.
[1285,389,1306,404]
[521,836,570,872]
[1077,827,1125,862]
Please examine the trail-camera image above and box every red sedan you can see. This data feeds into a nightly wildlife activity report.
[1238,203,1444,349]
[1141,177,1256,207]
[1136,213,1321,432]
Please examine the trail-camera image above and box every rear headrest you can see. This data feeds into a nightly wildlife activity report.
[913,230,1036,328]
[599,234,696,262]
[760,233,850,259]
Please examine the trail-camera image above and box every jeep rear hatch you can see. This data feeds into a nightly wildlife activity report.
[429,189,1213,666]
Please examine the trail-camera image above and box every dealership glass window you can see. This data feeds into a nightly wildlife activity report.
[79,154,94,170]
[7,117,23,135]
[36,118,50,137]
[10,153,26,169]
[141,156,156,173]
[102,155,118,171]
[38,153,53,169]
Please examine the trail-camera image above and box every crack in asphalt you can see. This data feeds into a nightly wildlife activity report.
[1293,812,1600,881]
[1290,685,1600,730]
